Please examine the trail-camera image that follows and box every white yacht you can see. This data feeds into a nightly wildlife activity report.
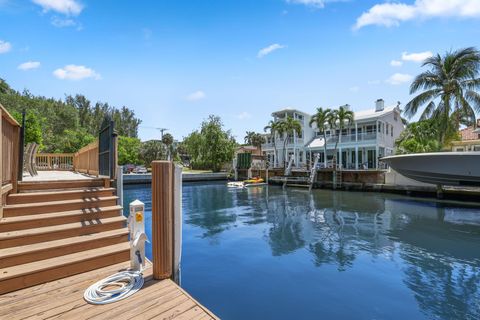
[382,152,480,186]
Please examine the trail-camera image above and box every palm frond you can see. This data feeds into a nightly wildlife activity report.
[404,89,441,118]
[465,90,480,114]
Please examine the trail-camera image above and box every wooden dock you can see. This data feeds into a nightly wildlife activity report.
[0,261,218,320]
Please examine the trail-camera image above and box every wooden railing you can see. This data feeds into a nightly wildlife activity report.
[73,140,99,176]
[36,154,74,171]
[1,103,21,217]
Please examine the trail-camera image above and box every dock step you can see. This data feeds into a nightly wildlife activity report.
[7,187,116,204]
[17,179,106,192]
[0,242,130,294]
[0,228,129,268]
[3,196,119,217]
[0,216,126,249]
[0,205,123,232]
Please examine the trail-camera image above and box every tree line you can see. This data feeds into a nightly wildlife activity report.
[0,78,141,153]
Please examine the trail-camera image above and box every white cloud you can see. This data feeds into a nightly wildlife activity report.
[186,90,206,101]
[53,64,100,80]
[0,40,12,53]
[18,61,41,70]
[354,0,480,29]
[51,16,78,27]
[401,51,433,63]
[32,0,83,16]
[286,0,326,8]
[390,60,403,67]
[257,44,286,58]
[386,73,413,85]
[349,86,360,93]
[236,112,252,120]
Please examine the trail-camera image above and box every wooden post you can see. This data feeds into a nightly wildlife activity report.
[173,165,182,284]
[0,109,3,219]
[117,165,124,209]
[152,161,174,280]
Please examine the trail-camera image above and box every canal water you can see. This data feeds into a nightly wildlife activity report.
[124,182,480,320]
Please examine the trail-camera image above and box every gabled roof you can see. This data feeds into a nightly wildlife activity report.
[353,105,399,121]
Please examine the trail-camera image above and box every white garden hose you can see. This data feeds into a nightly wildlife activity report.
[84,270,144,305]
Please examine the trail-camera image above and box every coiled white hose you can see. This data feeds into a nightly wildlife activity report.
[84,271,144,305]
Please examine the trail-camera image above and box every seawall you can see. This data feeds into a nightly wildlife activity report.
[123,172,228,184]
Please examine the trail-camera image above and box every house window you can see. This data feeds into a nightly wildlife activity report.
[394,112,398,121]
[326,130,330,136]
[386,124,389,135]
[391,127,394,137]
[298,131,303,138]
[474,146,480,151]
[456,148,465,152]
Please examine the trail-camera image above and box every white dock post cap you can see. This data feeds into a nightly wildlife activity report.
[130,199,144,207]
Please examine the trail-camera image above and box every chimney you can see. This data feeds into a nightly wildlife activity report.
[375,99,384,112]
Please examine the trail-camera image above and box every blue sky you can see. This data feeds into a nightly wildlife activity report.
[1,0,480,141]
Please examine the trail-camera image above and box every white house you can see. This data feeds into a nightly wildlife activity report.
[262,108,314,168]
[262,99,404,170]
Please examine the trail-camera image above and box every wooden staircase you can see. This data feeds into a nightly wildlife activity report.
[0,179,129,294]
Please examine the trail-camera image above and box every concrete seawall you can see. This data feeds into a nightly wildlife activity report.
[123,172,228,184]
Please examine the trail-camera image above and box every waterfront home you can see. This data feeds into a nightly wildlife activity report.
[262,108,314,168]
[262,99,404,169]
[449,119,480,152]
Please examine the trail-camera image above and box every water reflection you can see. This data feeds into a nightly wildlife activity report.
[181,183,480,319]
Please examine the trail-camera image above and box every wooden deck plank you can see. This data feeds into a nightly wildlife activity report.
[62,276,179,320]
[0,262,130,308]
[0,261,218,320]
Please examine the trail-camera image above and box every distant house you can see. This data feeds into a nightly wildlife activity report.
[235,145,262,156]
[450,120,480,152]
[261,99,405,169]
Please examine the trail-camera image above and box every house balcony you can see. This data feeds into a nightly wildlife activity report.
[262,138,305,150]
[326,133,377,144]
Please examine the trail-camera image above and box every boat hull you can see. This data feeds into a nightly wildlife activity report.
[382,152,480,186]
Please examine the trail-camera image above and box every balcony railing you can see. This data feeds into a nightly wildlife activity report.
[262,137,305,149]
[326,133,377,144]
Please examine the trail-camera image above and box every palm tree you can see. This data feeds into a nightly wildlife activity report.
[330,105,354,169]
[264,120,281,167]
[280,116,302,168]
[162,133,174,160]
[405,47,480,145]
[309,107,332,168]
[244,131,255,145]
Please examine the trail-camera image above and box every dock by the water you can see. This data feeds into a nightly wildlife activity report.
[0,261,218,320]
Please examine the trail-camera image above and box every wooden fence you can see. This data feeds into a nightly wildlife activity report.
[36,154,74,171]
[1,104,21,217]
[73,140,99,176]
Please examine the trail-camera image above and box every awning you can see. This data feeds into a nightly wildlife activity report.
[307,137,325,149]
